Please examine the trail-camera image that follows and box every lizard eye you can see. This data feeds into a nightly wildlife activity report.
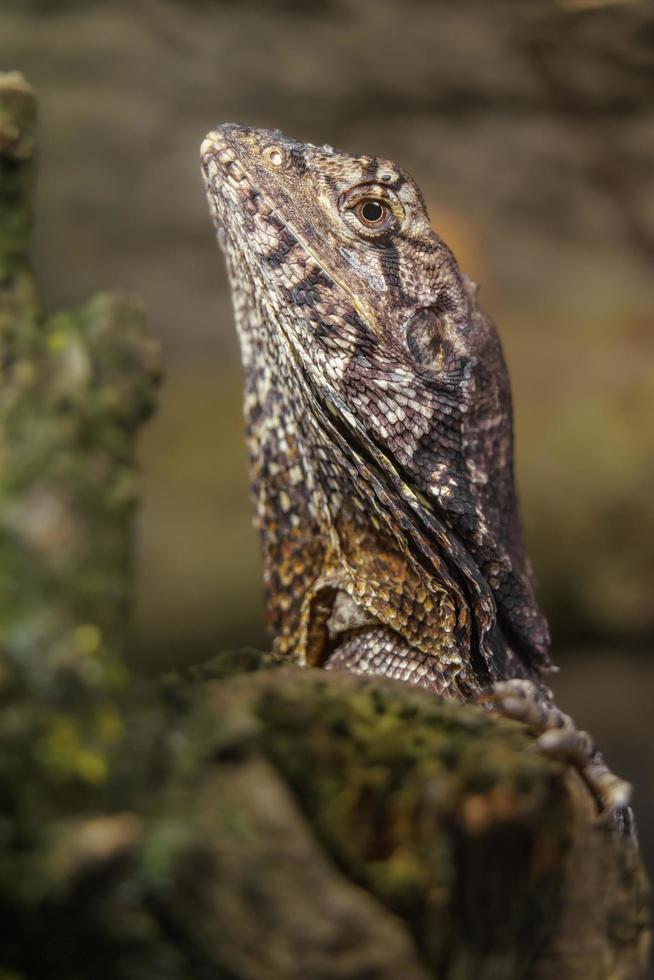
[354,199,391,229]
[340,185,402,239]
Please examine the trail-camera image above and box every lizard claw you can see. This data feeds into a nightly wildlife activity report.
[483,679,632,818]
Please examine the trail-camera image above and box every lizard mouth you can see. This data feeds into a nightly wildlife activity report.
[201,133,245,230]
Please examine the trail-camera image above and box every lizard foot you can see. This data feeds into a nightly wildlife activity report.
[482,680,632,820]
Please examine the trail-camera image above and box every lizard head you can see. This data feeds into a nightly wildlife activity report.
[201,124,466,348]
[202,125,550,677]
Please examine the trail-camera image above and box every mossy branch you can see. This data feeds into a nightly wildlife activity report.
[0,71,649,980]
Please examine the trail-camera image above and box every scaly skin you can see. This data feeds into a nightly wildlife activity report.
[201,127,631,817]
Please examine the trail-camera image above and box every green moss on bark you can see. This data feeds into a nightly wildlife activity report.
[251,671,569,975]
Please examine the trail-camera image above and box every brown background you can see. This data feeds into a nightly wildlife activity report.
[2,0,653,927]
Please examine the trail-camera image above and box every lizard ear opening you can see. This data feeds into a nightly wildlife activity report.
[405,290,464,369]
[405,305,446,367]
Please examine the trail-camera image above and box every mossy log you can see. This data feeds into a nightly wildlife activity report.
[0,71,650,980]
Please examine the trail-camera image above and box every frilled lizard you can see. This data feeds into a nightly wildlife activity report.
[201,125,631,822]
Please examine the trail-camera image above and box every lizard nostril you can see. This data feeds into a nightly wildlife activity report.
[264,146,284,167]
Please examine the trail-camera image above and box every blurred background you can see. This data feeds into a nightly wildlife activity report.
[2,0,653,905]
